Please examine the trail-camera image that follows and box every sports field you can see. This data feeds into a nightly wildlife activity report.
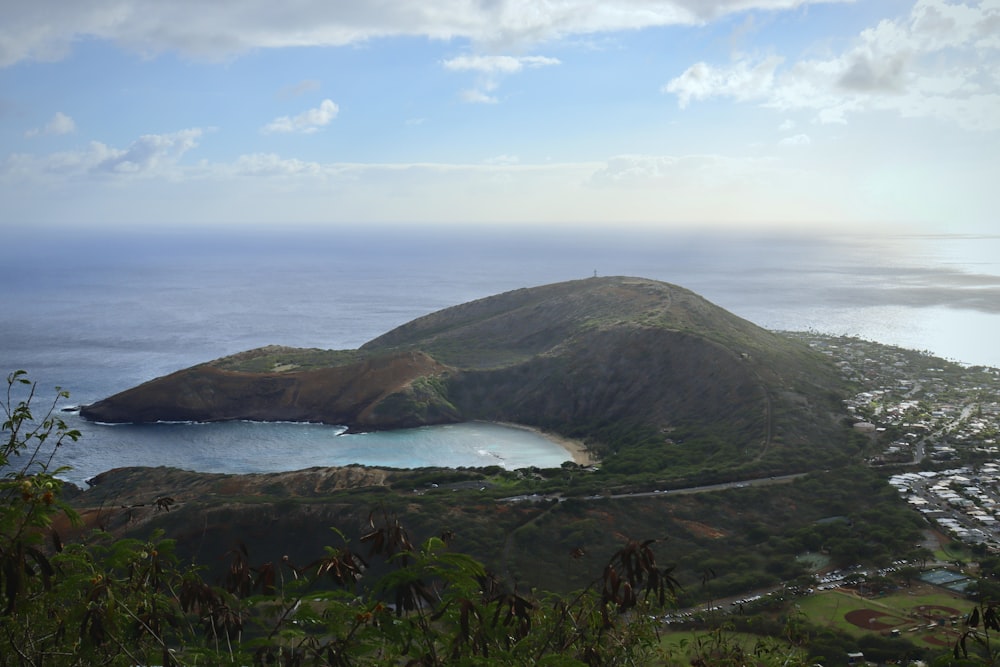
[794,584,974,649]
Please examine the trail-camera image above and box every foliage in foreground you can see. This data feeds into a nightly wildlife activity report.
[1,371,697,666]
[7,371,1000,666]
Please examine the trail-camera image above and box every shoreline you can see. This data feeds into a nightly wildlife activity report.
[490,421,596,467]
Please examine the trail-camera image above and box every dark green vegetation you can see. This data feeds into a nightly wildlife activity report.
[71,460,927,604]
[9,373,1000,665]
[0,373,770,666]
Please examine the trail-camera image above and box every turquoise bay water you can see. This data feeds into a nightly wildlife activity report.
[53,420,573,487]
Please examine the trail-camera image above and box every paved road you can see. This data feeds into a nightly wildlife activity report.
[500,472,807,503]
[611,472,806,499]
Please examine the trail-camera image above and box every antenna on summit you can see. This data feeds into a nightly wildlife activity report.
[593,270,598,278]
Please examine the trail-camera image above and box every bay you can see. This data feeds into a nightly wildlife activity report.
[49,421,572,487]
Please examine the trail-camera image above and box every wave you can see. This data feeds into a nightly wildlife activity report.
[478,449,506,462]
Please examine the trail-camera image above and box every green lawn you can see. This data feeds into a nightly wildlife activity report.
[793,587,973,650]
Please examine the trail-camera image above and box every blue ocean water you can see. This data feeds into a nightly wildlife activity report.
[2,226,998,485]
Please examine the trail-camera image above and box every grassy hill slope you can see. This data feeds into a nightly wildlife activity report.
[356,276,851,474]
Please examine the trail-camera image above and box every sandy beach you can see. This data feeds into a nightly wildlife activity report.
[492,421,596,466]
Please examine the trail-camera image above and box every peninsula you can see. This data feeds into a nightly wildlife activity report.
[82,276,850,477]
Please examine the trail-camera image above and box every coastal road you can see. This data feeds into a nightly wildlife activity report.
[600,472,807,500]
[499,472,807,504]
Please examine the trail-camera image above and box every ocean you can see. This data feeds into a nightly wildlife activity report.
[2,226,998,486]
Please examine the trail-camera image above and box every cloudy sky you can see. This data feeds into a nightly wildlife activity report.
[1,0,997,233]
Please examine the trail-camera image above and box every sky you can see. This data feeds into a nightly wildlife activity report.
[1,0,998,234]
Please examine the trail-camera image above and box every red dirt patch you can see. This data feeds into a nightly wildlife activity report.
[845,609,904,631]
[676,518,727,539]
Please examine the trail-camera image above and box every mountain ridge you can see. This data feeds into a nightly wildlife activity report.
[81,276,851,475]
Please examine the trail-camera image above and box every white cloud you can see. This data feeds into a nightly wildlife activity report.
[442,54,560,73]
[262,99,339,134]
[836,51,910,93]
[778,133,811,146]
[588,153,777,189]
[460,89,499,104]
[0,0,852,67]
[443,54,559,103]
[4,143,994,230]
[664,56,783,108]
[484,154,520,165]
[8,129,202,177]
[664,0,1000,130]
[25,111,76,137]
[92,129,202,174]
[231,153,324,176]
